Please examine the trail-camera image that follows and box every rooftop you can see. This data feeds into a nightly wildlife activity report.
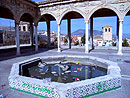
[37,0,100,5]
[25,0,38,6]
[94,34,102,39]
[103,24,112,27]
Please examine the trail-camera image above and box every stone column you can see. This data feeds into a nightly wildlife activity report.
[57,23,61,52]
[116,17,119,48]
[68,19,71,49]
[118,20,123,55]
[15,22,20,55]
[85,21,89,53]
[47,21,50,47]
[34,24,38,51]
[30,22,34,46]
[90,17,94,49]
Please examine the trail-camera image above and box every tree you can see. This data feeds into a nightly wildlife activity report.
[81,34,85,44]
[112,42,116,46]
[122,38,129,47]
[64,37,68,44]
[74,41,79,46]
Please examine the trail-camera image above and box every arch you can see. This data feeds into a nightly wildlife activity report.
[59,8,86,24]
[87,5,122,21]
[19,12,34,23]
[36,11,58,23]
[0,5,15,20]
[123,6,130,20]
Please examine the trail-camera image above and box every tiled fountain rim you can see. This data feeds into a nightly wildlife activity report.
[9,55,121,98]
[40,55,118,67]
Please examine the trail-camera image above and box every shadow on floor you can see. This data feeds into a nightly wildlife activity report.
[124,60,130,63]
[0,45,57,61]
[61,48,71,51]
[89,48,95,52]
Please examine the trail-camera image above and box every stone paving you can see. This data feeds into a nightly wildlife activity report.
[0,48,130,98]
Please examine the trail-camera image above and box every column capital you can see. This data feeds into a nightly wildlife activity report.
[119,19,123,23]
[15,18,20,25]
[34,22,38,27]
[46,20,50,26]
[15,21,20,25]
[57,23,61,25]
[85,20,89,24]
[57,21,61,25]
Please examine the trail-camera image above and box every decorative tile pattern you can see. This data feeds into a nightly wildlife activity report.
[9,74,121,98]
[9,79,60,98]
[65,77,121,98]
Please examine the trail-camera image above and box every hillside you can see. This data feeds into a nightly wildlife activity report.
[72,29,130,38]
[72,29,102,37]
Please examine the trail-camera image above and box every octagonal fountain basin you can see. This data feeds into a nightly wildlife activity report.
[9,55,121,98]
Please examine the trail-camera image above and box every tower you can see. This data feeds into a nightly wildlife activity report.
[102,24,112,41]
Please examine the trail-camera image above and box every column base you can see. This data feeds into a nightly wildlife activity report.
[117,51,123,55]
[35,50,38,52]
[69,46,71,49]
[116,43,118,49]
[47,43,51,48]
[57,48,62,52]
[16,52,20,55]
[35,48,38,52]
[85,50,89,53]
[47,45,50,48]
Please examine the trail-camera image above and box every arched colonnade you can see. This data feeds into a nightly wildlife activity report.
[1,3,130,55]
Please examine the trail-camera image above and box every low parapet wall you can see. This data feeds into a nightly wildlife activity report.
[8,55,121,98]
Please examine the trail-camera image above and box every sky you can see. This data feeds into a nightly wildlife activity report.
[0,0,130,36]
[1,16,130,36]
[37,16,130,35]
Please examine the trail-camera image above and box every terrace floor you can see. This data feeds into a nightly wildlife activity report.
[0,47,130,98]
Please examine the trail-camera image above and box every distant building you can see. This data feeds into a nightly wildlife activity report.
[102,24,113,46]
[0,26,15,31]
[102,24,112,41]
[71,35,78,44]
[93,35,103,46]
[19,21,30,32]
[60,34,66,45]
[50,32,57,43]
[0,30,30,46]
[37,30,58,44]
[0,21,30,46]
[77,35,82,44]
[37,30,47,42]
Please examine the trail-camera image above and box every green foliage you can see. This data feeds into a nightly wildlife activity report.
[64,37,68,43]
[112,42,116,46]
[81,34,85,44]
[74,41,79,46]
[38,41,47,47]
[122,38,129,47]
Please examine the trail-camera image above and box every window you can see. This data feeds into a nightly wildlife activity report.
[23,26,26,31]
[105,28,107,32]
[109,28,110,32]
[0,33,3,44]
[19,26,21,31]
